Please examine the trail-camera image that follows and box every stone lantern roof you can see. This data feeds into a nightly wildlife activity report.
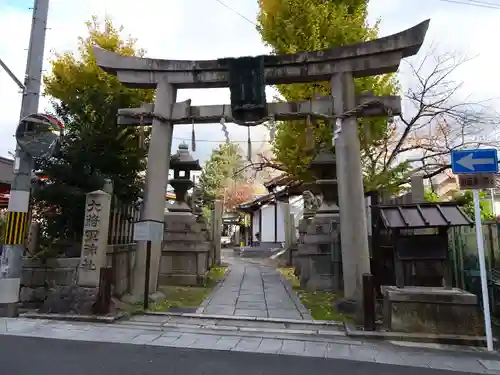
[170,143,201,171]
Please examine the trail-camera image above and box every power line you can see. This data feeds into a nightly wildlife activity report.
[213,0,257,26]
[439,0,500,9]
[173,137,269,143]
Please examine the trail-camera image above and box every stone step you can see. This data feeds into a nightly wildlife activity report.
[114,313,347,342]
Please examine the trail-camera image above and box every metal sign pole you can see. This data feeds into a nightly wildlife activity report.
[473,189,494,351]
[133,219,164,311]
[143,240,152,311]
[452,148,498,352]
[491,189,496,218]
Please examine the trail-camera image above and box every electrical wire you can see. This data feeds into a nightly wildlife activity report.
[213,0,258,26]
[173,137,269,143]
[439,0,500,9]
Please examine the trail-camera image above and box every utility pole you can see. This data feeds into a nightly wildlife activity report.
[0,0,50,317]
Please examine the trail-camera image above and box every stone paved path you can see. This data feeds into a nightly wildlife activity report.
[198,252,312,320]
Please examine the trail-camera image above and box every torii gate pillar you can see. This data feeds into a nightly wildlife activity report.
[332,72,370,300]
[132,80,176,299]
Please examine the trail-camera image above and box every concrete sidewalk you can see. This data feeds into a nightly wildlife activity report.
[2,316,500,373]
[198,253,311,320]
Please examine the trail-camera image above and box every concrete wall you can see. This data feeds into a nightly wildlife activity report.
[21,244,136,296]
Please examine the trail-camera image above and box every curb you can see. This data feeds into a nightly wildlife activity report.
[277,272,312,319]
[344,323,498,348]
[142,310,344,327]
[115,321,349,342]
[19,311,126,324]
[196,266,231,313]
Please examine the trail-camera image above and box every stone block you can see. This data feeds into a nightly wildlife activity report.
[158,273,207,286]
[39,284,101,315]
[296,212,341,292]
[160,211,211,286]
[299,253,341,292]
[382,286,483,336]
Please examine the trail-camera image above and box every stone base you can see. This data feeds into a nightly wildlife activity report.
[158,273,208,286]
[382,286,483,336]
[297,213,342,292]
[0,303,18,317]
[38,284,112,315]
[298,254,341,291]
[119,291,167,305]
[161,211,211,286]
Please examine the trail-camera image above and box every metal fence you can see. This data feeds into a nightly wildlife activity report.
[449,222,500,319]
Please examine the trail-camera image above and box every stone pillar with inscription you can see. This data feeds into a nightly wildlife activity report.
[38,190,112,315]
[78,190,112,287]
[160,144,210,285]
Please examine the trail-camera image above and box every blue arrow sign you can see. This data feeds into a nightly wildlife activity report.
[451,149,499,174]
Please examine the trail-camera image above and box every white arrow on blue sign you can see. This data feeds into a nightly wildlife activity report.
[451,148,499,174]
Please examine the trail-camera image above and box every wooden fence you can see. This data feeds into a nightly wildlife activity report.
[107,197,141,245]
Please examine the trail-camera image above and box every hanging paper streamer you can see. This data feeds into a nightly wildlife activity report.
[138,115,145,149]
[306,114,313,149]
[191,120,196,152]
[247,127,252,161]
[333,118,342,142]
[269,115,276,142]
[220,117,230,144]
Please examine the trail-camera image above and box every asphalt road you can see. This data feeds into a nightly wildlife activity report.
[0,335,465,375]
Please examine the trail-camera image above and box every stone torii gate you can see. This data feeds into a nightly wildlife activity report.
[94,20,429,302]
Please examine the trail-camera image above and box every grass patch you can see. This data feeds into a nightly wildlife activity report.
[113,298,145,317]
[152,266,227,312]
[278,267,351,323]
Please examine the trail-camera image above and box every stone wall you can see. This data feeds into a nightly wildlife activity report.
[21,244,136,297]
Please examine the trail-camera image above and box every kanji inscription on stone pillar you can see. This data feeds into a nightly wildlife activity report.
[78,190,111,287]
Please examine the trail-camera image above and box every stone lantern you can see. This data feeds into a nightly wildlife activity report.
[298,147,342,292]
[160,143,210,286]
[168,143,201,213]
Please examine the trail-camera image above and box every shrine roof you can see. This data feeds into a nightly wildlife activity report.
[236,185,303,212]
[374,202,473,229]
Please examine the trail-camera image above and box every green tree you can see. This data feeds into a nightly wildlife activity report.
[452,190,493,221]
[198,143,247,206]
[424,188,440,202]
[257,0,399,189]
[33,17,153,243]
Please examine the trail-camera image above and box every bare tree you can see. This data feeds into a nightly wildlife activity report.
[362,46,499,193]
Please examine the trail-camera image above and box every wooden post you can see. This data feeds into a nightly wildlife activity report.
[213,200,223,265]
[283,203,291,248]
[362,273,376,331]
[289,213,296,245]
[93,267,113,315]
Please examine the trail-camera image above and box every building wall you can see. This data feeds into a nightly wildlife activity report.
[276,202,286,243]
[261,204,275,242]
[249,196,304,244]
[252,210,260,241]
[0,157,13,185]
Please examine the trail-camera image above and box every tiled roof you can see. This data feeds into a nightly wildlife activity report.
[375,202,473,229]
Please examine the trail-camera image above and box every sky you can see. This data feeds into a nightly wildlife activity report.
[0,0,499,164]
